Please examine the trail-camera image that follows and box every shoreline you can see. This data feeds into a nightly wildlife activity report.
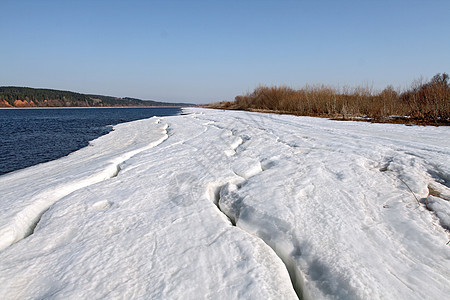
[0,107,182,176]
[203,106,450,126]
[0,105,188,109]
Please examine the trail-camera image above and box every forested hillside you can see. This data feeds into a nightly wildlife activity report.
[0,87,192,107]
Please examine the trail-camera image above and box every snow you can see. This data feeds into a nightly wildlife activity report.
[0,108,449,299]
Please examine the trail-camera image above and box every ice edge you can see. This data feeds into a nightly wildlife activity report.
[0,125,169,251]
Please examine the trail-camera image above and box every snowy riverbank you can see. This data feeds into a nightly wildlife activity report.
[0,108,449,299]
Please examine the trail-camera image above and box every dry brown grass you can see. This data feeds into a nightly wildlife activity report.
[206,73,450,125]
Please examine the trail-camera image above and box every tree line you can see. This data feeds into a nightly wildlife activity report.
[0,87,191,107]
[207,73,449,125]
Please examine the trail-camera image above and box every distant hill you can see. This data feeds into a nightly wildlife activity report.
[0,87,194,107]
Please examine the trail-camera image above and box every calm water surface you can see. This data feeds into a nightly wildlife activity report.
[0,107,181,175]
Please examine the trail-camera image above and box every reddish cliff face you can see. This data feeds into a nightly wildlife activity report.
[0,100,13,107]
[13,100,37,107]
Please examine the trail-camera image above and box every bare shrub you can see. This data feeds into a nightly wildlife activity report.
[207,73,449,125]
[401,73,449,122]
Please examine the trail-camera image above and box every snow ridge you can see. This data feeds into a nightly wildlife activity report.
[0,123,168,251]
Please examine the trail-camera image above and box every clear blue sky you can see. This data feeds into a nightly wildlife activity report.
[1,0,449,104]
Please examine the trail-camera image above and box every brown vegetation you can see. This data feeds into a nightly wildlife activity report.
[207,73,450,125]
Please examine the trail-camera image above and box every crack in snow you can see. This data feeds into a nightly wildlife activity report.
[205,158,304,299]
[211,181,303,300]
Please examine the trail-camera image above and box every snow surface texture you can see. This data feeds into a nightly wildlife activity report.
[0,108,449,299]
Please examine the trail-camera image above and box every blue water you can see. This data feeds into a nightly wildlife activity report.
[0,107,182,175]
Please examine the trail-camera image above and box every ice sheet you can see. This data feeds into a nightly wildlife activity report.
[0,108,449,299]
